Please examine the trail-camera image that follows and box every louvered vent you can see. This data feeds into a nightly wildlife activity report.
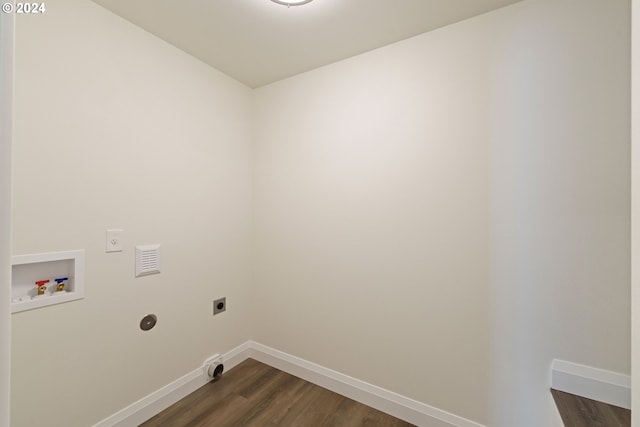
[135,244,161,277]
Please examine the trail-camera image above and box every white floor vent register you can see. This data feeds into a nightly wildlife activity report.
[135,244,161,277]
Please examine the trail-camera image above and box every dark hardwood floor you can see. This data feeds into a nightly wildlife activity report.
[140,358,416,427]
[551,389,630,427]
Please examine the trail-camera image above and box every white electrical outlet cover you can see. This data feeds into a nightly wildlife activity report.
[106,229,123,252]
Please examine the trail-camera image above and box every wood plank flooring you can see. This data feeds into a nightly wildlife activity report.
[140,358,416,427]
[551,389,631,427]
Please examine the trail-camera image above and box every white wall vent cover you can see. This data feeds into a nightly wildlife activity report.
[135,244,161,277]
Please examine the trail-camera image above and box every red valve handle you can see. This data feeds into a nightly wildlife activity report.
[35,280,50,287]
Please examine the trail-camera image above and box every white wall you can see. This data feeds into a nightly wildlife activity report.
[489,0,629,423]
[253,0,630,425]
[0,7,13,427]
[10,1,253,426]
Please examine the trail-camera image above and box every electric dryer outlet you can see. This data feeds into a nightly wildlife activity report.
[213,297,226,315]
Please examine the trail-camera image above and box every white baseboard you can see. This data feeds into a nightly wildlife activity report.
[93,341,485,427]
[551,359,631,410]
[247,341,485,427]
[92,342,251,427]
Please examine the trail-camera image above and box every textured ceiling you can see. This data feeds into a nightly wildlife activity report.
[90,0,522,88]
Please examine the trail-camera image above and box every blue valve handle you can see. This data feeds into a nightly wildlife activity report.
[54,277,68,283]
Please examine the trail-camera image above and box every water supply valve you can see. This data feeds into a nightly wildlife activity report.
[35,280,50,297]
[54,277,68,293]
